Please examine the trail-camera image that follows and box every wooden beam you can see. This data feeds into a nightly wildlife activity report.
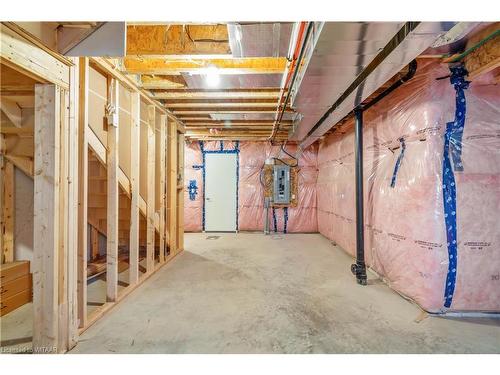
[1,22,73,66]
[129,92,140,284]
[141,75,186,90]
[2,161,14,263]
[174,108,293,115]
[123,57,287,75]
[77,57,88,328]
[464,23,500,80]
[146,105,155,272]
[150,89,282,100]
[1,97,22,127]
[33,84,60,353]
[183,119,292,125]
[126,24,230,56]
[106,78,119,302]
[166,102,282,109]
[1,25,70,89]
[159,115,167,263]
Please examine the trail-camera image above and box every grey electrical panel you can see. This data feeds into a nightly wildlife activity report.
[273,165,291,204]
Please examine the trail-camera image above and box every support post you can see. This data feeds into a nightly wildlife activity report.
[159,115,166,263]
[146,105,155,272]
[57,88,69,352]
[167,121,178,254]
[106,78,119,302]
[77,57,88,327]
[91,226,99,260]
[2,161,14,263]
[33,84,61,353]
[66,57,79,349]
[176,130,184,252]
[129,92,140,283]
[351,107,367,285]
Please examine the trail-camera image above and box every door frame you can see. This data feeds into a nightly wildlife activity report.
[200,141,240,232]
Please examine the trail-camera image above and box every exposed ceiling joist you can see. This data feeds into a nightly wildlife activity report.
[140,75,186,89]
[173,109,293,115]
[123,57,287,75]
[182,120,293,125]
[151,89,282,99]
[165,102,286,108]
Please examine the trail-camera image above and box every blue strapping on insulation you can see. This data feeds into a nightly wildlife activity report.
[390,137,406,188]
[283,207,289,234]
[188,180,198,201]
[199,141,240,231]
[442,65,469,308]
[272,207,277,233]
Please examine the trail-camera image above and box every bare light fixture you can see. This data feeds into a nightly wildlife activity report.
[205,66,220,87]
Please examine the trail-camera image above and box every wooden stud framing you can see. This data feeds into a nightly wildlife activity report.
[176,130,185,252]
[91,226,99,260]
[66,56,80,350]
[0,24,70,89]
[167,120,178,254]
[146,105,155,272]
[106,78,119,302]
[33,84,61,353]
[77,57,89,328]
[2,161,14,263]
[159,115,167,263]
[57,86,69,353]
[129,91,140,284]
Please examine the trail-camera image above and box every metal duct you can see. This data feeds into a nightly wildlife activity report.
[289,22,405,142]
[289,22,457,149]
[227,23,293,57]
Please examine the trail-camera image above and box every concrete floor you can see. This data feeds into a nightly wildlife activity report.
[69,233,500,353]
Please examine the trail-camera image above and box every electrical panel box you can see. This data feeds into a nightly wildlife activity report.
[273,165,291,204]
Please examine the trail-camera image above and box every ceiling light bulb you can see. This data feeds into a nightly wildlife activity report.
[205,66,220,87]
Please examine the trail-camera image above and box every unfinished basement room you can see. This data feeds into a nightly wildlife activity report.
[1,1,500,371]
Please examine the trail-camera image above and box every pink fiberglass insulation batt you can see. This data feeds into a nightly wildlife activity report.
[317,61,500,312]
[183,141,318,233]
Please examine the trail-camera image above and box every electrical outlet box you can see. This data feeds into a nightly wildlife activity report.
[273,164,290,204]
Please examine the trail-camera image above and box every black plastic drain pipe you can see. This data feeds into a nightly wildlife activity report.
[350,59,418,285]
[351,107,368,285]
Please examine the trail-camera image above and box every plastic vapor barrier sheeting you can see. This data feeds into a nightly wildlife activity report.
[317,61,500,312]
[184,141,319,233]
[184,141,203,232]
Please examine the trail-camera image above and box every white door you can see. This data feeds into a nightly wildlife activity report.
[205,153,238,232]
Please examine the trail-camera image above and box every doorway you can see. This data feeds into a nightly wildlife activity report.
[204,153,238,232]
